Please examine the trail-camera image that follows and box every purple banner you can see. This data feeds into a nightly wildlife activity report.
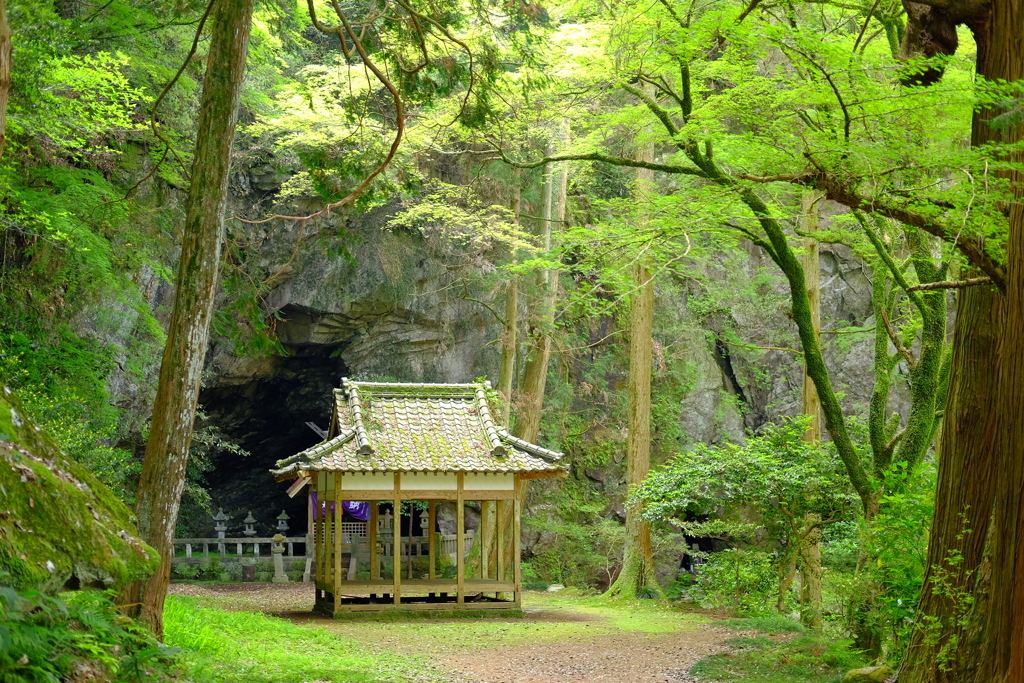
[310,492,371,521]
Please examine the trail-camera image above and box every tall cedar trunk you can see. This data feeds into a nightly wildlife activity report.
[514,142,554,444]
[801,191,822,443]
[976,2,1024,676]
[498,175,521,425]
[605,138,662,599]
[515,127,566,443]
[119,0,253,637]
[0,0,11,160]
[798,191,823,630]
[899,0,1022,677]
[605,259,661,598]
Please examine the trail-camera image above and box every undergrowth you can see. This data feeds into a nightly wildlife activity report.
[0,588,179,682]
[695,616,866,683]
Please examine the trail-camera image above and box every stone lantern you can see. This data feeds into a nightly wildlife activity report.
[213,508,229,556]
[276,510,290,533]
[242,511,257,537]
[213,508,229,537]
[419,509,429,532]
[271,533,290,583]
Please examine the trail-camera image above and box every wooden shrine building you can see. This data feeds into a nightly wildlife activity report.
[270,379,565,614]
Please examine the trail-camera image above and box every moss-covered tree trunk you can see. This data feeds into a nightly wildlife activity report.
[0,0,11,160]
[119,0,253,637]
[800,191,822,444]
[798,191,824,630]
[898,0,1022,677]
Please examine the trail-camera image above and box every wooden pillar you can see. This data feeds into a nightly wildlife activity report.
[497,499,506,597]
[369,501,379,582]
[457,473,465,605]
[393,474,401,606]
[313,492,321,585]
[333,473,342,613]
[428,501,437,580]
[481,500,491,580]
[513,490,522,608]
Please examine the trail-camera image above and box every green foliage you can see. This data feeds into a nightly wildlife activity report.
[526,514,623,588]
[636,418,857,548]
[689,549,778,613]
[0,588,179,682]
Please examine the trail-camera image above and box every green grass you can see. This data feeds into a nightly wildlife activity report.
[691,632,867,683]
[710,614,808,634]
[163,596,447,682]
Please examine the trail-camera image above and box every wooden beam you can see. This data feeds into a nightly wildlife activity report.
[457,473,465,605]
[333,472,342,614]
[428,501,437,580]
[517,470,568,480]
[393,473,401,607]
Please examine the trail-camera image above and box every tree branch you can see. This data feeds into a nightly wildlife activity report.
[906,276,994,291]
[880,306,917,367]
[491,147,706,176]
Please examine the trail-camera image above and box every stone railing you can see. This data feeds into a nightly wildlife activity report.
[172,536,309,565]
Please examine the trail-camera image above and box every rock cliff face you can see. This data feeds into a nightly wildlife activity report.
[83,164,904,539]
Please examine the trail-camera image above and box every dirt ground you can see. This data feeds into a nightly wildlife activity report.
[168,582,735,682]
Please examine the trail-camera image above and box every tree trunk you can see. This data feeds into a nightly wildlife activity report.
[899,0,1022,677]
[777,543,798,613]
[799,515,823,631]
[801,191,822,443]
[515,126,566,443]
[119,0,253,637]
[0,0,11,160]
[605,137,662,600]
[498,175,522,425]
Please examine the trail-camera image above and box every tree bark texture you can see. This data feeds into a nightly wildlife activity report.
[606,259,661,598]
[801,191,822,444]
[498,176,521,425]
[515,127,566,444]
[0,0,11,160]
[799,515,823,631]
[899,0,1022,678]
[606,137,662,599]
[120,0,253,637]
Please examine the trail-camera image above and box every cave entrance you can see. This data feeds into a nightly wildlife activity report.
[189,343,349,538]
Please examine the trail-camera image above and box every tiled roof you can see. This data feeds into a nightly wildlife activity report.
[271,380,565,478]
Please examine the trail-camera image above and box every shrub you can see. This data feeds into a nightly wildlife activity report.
[689,549,777,613]
[0,588,179,681]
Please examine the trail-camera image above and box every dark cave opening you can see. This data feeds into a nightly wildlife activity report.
[193,344,349,538]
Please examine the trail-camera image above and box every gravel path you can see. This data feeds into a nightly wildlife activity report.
[441,629,732,683]
[168,582,735,682]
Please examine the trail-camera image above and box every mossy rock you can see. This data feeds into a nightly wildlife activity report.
[0,386,158,592]
[842,665,894,683]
